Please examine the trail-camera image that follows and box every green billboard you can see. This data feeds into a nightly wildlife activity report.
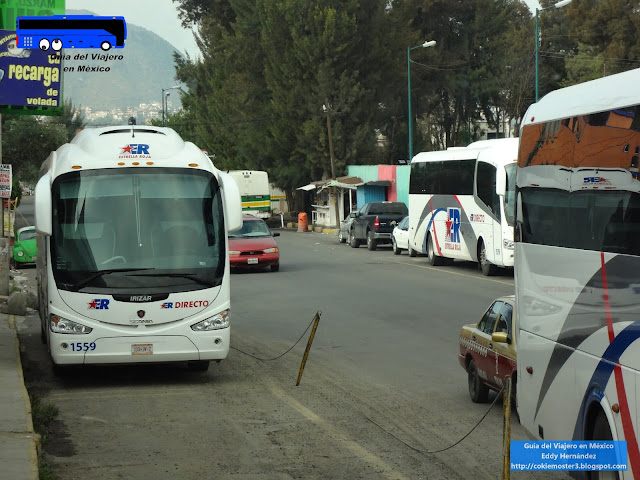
[0,0,66,31]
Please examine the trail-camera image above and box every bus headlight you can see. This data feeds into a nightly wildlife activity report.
[16,250,24,257]
[191,310,229,331]
[263,247,278,253]
[228,250,240,255]
[503,239,515,250]
[50,315,93,334]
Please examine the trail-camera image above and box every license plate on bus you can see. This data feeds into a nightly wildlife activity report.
[131,344,153,355]
[247,258,258,264]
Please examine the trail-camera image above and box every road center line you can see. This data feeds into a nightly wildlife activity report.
[267,381,411,480]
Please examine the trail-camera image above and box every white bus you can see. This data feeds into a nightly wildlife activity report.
[515,68,640,478]
[35,126,242,373]
[408,138,518,275]
[227,170,271,218]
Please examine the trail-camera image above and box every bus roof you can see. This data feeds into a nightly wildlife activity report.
[412,137,518,166]
[523,67,640,127]
[41,126,216,180]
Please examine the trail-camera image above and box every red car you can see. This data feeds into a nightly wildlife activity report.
[228,215,280,271]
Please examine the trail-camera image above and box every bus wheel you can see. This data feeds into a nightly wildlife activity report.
[588,413,619,480]
[468,359,489,403]
[479,241,498,276]
[427,234,443,266]
[101,41,112,51]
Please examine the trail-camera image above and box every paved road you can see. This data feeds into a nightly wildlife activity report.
[16,230,569,479]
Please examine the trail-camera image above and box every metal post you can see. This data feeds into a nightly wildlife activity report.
[502,377,512,480]
[324,101,340,228]
[161,89,165,126]
[535,8,540,102]
[407,46,413,163]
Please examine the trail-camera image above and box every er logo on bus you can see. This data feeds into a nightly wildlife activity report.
[88,299,109,309]
[121,144,150,155]
[446,208,461,243]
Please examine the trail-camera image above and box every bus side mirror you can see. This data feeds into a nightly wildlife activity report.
[34,173,52,236]
[219,172,243,232]
[496,167,507,196]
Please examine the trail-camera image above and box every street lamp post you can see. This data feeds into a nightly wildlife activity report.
[535,0,572,102]
[161,85,181,126]
[407,40,436,163]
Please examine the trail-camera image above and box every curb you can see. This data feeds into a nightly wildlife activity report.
[284,222,338,235]
[2,315,40,480]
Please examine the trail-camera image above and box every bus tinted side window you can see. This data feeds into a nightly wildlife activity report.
[476,162,499,216]
[409,159,475,195]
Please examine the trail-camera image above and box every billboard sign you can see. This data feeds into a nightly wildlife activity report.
[0,1,66,31]
[0,30,61,109]
[0,164,12,199]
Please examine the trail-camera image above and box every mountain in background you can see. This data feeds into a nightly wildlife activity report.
[63,10,187,114]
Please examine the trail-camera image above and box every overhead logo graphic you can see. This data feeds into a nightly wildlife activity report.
[583,176,611,186]
[16,15,127,52]
[119,144,150,159]
[88,299,109,310]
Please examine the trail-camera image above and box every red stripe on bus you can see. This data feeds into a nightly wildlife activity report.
[601,251,640,476]
[429,197,443,256]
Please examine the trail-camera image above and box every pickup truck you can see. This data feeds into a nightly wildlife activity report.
[348,201,408,250]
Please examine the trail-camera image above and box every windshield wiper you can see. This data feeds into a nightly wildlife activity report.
[128,272,215,287]
[67,268,155,292]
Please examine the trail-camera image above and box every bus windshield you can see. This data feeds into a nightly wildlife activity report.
[503,163,516,227]
[51,168,225,293]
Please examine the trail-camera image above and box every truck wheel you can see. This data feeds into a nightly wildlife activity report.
[427,234,443,266]
[367,231,377,251]
[349,230,360,248]
[468,359,489,403]
[479,241,498,276]
[338,230,346,243]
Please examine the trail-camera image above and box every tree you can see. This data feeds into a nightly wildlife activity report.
[2,116,67,183]
[48,98,87,142]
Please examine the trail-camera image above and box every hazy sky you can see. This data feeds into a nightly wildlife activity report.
[65,0,541,58]
[66,0,200,58]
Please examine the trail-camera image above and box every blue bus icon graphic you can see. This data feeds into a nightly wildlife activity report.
[16,15,127,51]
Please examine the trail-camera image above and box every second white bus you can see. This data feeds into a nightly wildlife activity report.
[408,138,518,275]
[227,170,271,218]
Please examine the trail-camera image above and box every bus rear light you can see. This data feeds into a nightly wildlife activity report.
[374,217,380,229]
[191,309,229,331]
[50,315,92,334]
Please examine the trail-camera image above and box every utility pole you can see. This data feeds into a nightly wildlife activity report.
[0,114,7,295]
[323,100,339,228]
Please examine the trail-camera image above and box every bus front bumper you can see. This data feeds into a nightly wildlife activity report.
[49,330,230,365]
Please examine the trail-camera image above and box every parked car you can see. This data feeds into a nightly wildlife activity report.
[349,201,408,250]
[458,295,516,404]
[228,215,280,271]
[391,216,411,255]
[13,226,37,266]
[338,212,356,243]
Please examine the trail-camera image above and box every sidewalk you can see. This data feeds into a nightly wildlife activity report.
[0,314,39,480]
[284,222,338,235]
